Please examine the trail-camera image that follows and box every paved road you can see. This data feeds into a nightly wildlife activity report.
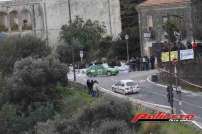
[69,70,202,126]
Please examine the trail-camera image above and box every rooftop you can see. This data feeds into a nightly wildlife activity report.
[138,0,191,7]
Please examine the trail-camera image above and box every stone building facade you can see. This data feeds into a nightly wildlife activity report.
[137,0,193,56]
[0,0,122,48]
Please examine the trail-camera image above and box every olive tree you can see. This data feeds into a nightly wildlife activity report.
[7,57,68,113]
[0,35,51,76]
[59,16,106,63]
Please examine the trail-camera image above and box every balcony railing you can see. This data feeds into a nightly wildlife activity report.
[22,25,32,31]
[11,23,19,31]
[0,25,8,32]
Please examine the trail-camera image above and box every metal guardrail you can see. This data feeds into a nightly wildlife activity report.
[97,85,171,113]
[159,68,202,89]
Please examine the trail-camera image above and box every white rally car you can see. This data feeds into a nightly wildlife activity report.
[112,80,140,95]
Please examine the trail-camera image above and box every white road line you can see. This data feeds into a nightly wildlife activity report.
[181,110,202,129]
[147,75,202,95]
[69,73,202,129]
[147,75,202,109]
[98,85,171,112]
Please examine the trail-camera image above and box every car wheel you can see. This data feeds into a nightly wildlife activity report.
[107,71,111,76]
[87,73,91,77]
[87,73,94,77]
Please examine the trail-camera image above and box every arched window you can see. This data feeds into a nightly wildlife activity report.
[21,9,32,30]
[9,11,19,31]
[0,12,8,32]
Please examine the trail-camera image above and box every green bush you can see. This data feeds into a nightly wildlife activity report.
[56,43,81,64]
[0,103,55,134]
[55,96,134,133]
[0,35,51,76]
[77,96,133,129]
[96,120,131,134]
[57,119,81,134]
[7,57,68,113]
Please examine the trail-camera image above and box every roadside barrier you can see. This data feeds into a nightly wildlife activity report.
[159,69,202,89]
[97,85,171,113]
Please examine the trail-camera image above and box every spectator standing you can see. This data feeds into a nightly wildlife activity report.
[92,80,99,97]
[150,56,155,70]
[136,57,140,71]
[140,57,143,71]
[187,41,192,49]
[142,57,146,71]
[145,56,149,70]
[87,79,92,95]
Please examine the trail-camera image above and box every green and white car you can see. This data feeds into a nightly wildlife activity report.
[86,65,119,77]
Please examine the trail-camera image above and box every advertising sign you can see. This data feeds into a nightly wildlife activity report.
[130,112,195,123]
[180,49,194,60]
[161,51,178,62]
[144,32,151,38]
[80,50,84,58]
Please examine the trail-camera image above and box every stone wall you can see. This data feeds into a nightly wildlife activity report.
[45,0,122,48]
[137,3,193,56]
[192,0,202,40]
[0,0,45,39]
[0,0,122,48]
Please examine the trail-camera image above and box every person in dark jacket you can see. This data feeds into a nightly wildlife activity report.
[87,79,93,95]
[136,57,140,71]
[150,56,155,70]
[145,56,149,70]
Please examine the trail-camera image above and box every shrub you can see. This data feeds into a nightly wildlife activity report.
[77,96,132,128]
[57,119,81,134]
[56,43,81,64]
[0,103,55,134]
[96,120,131,134]
[7,57,68,113]
[54,96,135,134]
[0,35,51,76]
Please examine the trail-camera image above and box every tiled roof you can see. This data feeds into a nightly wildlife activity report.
[138,0,191,7]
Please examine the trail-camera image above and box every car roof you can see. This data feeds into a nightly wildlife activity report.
[120,80,134,83]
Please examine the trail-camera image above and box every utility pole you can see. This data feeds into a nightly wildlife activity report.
[166,14,183,114]
[167,14,174,114]
[168,42,174,114]
[125,34,130,62]
[68,0,76,81]
[174,15,183,114]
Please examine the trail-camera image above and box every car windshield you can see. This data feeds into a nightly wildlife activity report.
[126,82,135,86]
[89,66,96,70]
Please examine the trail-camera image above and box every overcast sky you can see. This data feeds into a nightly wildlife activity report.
[0,0,12,1]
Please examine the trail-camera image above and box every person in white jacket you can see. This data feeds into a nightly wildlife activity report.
[92,80,99,97]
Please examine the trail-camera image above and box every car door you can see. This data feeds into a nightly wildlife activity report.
[101,66,108,75]
[119,82,125,94]
[90,66,97,76]
[97,66,104,75]
[114,81,121,93]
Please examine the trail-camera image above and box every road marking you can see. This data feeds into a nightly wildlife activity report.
[181,100,202,109]
[98,85,171,112]
[69,72,202,129]
[181,110,202,129]
[146,75,202,109]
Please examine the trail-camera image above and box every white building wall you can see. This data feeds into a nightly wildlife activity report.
[0,0,122,48]
[44,0,122,47]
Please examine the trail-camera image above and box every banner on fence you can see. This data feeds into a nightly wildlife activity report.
[161,51,178,62]
[180,49,194,60]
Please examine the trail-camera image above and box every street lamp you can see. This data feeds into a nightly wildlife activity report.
[67,0,77,82]
[125,34,129,62]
